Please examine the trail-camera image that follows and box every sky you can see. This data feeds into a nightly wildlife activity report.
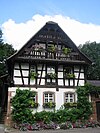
[1,0,100,50]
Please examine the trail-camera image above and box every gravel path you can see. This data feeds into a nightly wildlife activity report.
[0,124,4,133]
[7,128,100,133]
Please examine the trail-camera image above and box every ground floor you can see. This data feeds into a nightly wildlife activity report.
[5,87,100,126]
[7,87,77,112]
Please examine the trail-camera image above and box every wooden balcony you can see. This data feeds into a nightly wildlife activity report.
[18,50,85,64]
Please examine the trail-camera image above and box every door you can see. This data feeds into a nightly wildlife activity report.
[96,101,100,122]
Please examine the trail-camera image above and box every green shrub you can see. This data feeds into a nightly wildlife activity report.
[43,102,56,109]
[63,102,77,109]
[47,44,56,53]
[62,47,71,55]
[76,86,93,120]
[34,111,55,124]
[11,88,37,124]
[11,85,93,124]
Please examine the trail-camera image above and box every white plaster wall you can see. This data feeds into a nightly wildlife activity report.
[14,78,23,84]
[23,78,28,85]
[58,79,63,86]
[65,80,68,86]
[78,80,85,86]
[56,88,76,110]
[80,73,84,78]
[30,79,35,85]
[58,72,63,78]
[75,79,85,86]
[70,80,74,86]
[22,70,29,76]
[74,73,79,78]
[75,80,78,86]
[14,70,21,76]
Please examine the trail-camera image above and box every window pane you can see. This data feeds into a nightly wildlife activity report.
[49,99,53,101]
[49,94,53,97]
[45,99,48,103]
[65,99,68,102]
[70,99,73,102]
[45,94,48,97]
[70,94,73,97]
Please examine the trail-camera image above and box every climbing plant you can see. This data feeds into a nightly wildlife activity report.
[11,85,93,124]
[11,88,37,124]
[76,86,93,120]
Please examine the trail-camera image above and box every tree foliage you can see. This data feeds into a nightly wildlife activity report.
[0,29,16,76]
[85,83,100,94]
[79,41,100,80]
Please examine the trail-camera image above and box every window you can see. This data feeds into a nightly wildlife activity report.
[46,66,56,84]
[30,65,39,80]
[30,91,38,102]
[29,92,38,108]
[64,93,75,103]
[64,67,72,74]
[32,94,37,102]
[43,92,56,108]
[64,67,75,79]
[30,65,36,72]
[47,66,55,74]
[43,92,55,103]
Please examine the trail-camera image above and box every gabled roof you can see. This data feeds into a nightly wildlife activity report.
[7,21,92,64]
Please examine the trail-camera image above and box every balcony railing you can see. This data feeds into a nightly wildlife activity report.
[21,49,83,61]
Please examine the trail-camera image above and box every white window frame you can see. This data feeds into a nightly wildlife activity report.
[43,92,55,103]
[64,93,75,103]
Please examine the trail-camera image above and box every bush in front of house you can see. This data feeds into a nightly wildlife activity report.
[11,88,38,124]
[76,86,93,120]
[11,86,94,130]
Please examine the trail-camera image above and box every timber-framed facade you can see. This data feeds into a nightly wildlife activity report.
[6,21,92,114]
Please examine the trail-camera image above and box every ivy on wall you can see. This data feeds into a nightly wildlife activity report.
[76,86,93,120]
[11,88,37,124]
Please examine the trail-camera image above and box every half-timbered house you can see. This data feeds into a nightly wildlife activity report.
[6,21,92,114]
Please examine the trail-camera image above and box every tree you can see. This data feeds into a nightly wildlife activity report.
[0,29,3,43]
[0,29,16,76]
[79,41,100,80]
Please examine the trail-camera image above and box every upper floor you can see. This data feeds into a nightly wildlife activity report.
[6,21,92,88]
[13,62,85,89]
